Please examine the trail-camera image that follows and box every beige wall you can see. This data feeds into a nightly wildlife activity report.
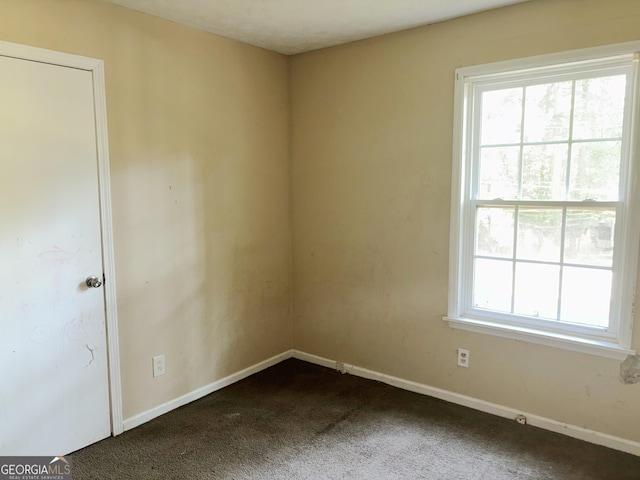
[291,0,640,442]
[0,0,291,419]
[3,0,640,447]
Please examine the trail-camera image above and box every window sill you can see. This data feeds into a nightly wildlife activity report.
[444,316,635,360]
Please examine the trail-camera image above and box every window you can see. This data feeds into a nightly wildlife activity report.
[446,43,640,359]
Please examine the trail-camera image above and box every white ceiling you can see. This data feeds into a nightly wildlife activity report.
[101,0,531,55]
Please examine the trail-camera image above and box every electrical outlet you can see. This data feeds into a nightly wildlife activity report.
[153,355,166,377]
[457,348,470,368]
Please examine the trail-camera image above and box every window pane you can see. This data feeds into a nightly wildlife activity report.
[481,88,522,145]
[564,209,615,267]
[573,75,626,140]
[476,207,515,258]
[568,141,621,201]
[513,263,559,319]
[561,267,611,327]
[474,259,512,312]
[521,144,568,200]
[523,81,572,142]
[478,146,519,199]
[516,209,562,262]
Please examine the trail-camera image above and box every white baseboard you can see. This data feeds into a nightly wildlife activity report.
[292,350,640,457]
[121,348,640,457]
[291,350,336,369]
[122,350,294,431]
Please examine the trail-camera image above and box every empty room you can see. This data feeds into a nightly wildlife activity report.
[1,0,640,478]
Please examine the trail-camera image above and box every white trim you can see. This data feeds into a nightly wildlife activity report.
[120,348,640,456]
[292,350,338,369]
[292,350,640,457]
[0,41,123,435]
[457,40,640,79]
[91,61,124,436]
[448,69,467,322]
[445,316,635,360]
[618,52,640,348]
[449,41,640,355]
[0,40,103,70]
[123,350,294,431]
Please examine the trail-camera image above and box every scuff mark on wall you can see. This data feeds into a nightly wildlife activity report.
[85,344,95,367]
[620,355,640,384]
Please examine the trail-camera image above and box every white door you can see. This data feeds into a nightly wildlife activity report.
[0,54,111,455]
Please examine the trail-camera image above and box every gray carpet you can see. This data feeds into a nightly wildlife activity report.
[73,359,640,479]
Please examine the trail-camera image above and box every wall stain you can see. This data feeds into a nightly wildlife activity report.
[620,355,640,384]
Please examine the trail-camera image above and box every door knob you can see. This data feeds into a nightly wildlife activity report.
[86,275,103,288]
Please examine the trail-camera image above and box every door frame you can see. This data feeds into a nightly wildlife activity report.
[0,40,123,435]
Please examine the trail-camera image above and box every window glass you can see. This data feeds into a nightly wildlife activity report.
[476,207,515,258]
[568,141,621,201]
[521,144,568,200]
[523,81,572,143]
[481,88,522,145]
[478,146,520,200]
[516,208,562,262]
[572,75,626,140]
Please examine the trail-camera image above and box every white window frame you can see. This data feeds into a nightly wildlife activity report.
[446,42,640,360]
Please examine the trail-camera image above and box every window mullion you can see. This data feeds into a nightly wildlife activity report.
[557,206,568,321]
[555,81,576,321]
[565,80,577,200]
[510,204,519,314]
[475,199,619,208]
[482,136,623,150]
[510,87,528,314]
[517,86,526,200]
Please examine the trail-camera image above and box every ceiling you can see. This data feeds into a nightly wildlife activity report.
[101,0,531,55]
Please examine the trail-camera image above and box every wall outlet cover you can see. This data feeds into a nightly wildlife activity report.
[153,355,166,377]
